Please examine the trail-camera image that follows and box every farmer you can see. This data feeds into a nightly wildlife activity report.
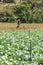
[16,18,21,28]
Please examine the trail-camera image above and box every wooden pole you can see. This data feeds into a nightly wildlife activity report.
[29,29,32,62]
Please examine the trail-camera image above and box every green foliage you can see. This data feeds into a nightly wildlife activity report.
[0,0,43,23]
[0,30,43,64]
[14,3,31,23]
[0,12,16,22]
[0,5,17,22]
[33,7,43,23]
[37,58,43,64]
[14,2,43,23]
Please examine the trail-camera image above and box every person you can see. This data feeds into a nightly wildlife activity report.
[16,18,21,28]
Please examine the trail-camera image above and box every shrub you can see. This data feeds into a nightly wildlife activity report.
[14,2,43,23]
[33,7,43,23]
[0,0,43,23]
[14,3,32,23]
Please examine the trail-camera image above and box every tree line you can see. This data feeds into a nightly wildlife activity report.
[0,0,43,23]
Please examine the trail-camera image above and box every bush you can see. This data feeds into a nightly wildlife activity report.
[0,0,43,23]
[14,2,43,23]
[14,3,32,23]
[33,7,43,23]
[0,11,16,22]
[36,58,43,64]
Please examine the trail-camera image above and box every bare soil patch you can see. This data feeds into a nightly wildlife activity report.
[0,23,43,30]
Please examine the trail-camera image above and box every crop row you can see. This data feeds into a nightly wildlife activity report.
[0,30,43,65]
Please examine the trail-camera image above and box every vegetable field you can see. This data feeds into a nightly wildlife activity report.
[0,30,43,65]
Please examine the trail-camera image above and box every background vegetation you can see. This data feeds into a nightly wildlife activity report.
[0,0,43,23]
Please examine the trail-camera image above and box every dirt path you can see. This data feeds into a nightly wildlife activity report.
[0,23,43,30]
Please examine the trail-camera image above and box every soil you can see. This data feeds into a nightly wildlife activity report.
[0,23,43,30]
